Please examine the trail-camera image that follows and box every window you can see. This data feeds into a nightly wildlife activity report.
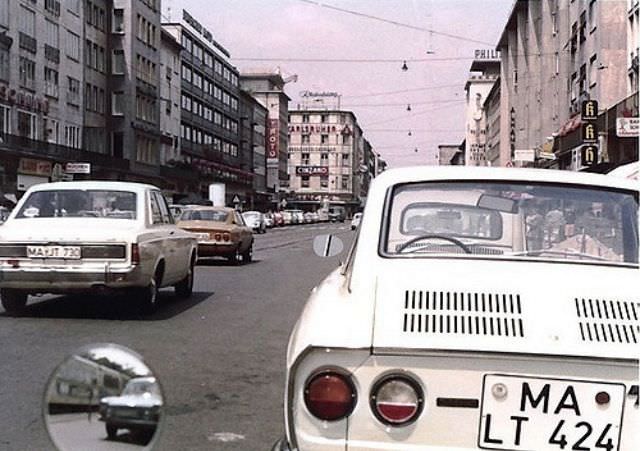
[45,118,59,143]
[342,153,350,164]
[214,59,222,75]
[554,52,560,75]
[0,0,8,27]
[67,77,80,105]
[112,50,125,74]
[341,175,349,190]
[112,92,124,115]
[320,175,329,188]
[45,19,59,48]
[0,104,11,134]
[588,0,596,31]
[579,64,587,94]
[19,6,36,36]
[589,54,598,88]
[321,114,328,123]
[321,153,328,163]
[302,115,309,123]
[301,153,310,165]
[67,31,80,60]
[579,12,586,43]
[0,48,9,81]
[112,8,124,32]
[68,0,81,16]
[321,134,329,144]
[302,135,310,144]
[150,191,163,224]
[136,135,155,164]
[342,135,350,145]
[301,175,310,188]
[19,57,35,90]
[44,67,59,98]
[17,110,37,139]
[112,131,124,157]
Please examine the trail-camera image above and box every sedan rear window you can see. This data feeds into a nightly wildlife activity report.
[16,190,137,219]
[181,210,228,222]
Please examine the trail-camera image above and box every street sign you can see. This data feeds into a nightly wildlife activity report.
[505,161,514,168]
[616,117,639,137]
[581,145,598,166]
[581,100,598,120]
[581,123,598,143]
[65,162,91,174]
[232,195,241,204]
[538,151,557,161]
[514,149,535,162]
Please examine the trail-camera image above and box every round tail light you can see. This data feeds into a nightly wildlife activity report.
[370,375,423,426]
[304,371,356,421]
[223,233,230,242]
[214,233,222,241]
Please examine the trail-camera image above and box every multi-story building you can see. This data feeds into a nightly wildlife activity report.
[239,90,269,210]
[158,27,181,166]
[483,78,501,166]
[463,50,500,166]
[287,109,366,215]
[163,10,247,204]
[497,0,635,170]
[436,144,462,166]
[240,72,290,198]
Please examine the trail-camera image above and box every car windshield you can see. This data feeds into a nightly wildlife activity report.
[122,380,160,397]
[181,210,228,222]
[15,190,137,219]
[385,181,638,265]
[243,212,259,218]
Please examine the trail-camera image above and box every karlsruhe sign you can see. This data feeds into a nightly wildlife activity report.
[581,123,598,143]
[616,117,639,137]
[295,166,329,176]
[581,145,598,167]
[64,162,91,174]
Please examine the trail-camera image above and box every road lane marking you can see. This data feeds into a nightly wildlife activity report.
[208,432,246,442]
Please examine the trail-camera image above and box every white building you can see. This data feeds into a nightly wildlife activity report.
[159,28,181,165]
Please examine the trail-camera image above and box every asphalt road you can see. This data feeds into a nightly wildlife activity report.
[0,222,353,451]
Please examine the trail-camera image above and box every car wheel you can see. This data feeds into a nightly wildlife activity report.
[1,289,28,315]
[227,247,241,265]
[242,242,253,264]
[106,424,118,440]
[139,269,160,313]
[174,254,195,299]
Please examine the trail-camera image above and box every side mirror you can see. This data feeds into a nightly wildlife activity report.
[313,234,344,257]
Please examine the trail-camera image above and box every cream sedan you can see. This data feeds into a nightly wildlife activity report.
[0,181,198,315]
[274,166,639,451]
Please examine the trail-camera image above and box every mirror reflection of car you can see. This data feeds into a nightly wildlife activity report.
[177,207,254,265]
[0,181,198,315]
[99,376,162,441]
[274,167,639,451]
[328,206,346,223]
[350,212,363,230]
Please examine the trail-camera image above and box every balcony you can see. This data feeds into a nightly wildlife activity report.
[19,33,37,54]
[0,133,130,171]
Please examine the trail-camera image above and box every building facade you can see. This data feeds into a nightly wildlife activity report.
[287,109,366,214]
[159,27,181,167]
[239,89,268,210]
[496,0,635,170]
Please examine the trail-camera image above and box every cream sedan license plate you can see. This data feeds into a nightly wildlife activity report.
[27,245,81,259]
[479,374,625,451]
[196,233,210,241]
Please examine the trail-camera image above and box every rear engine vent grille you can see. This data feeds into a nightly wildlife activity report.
[396,243,504,255]
[402,290,524,337]
[575,298,640,344]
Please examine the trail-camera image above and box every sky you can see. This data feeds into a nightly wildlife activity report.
[166,0,514,168]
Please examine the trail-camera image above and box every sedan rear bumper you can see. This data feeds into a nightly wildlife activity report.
[197,242,238,257]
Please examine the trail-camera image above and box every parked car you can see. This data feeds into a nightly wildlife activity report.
[281,211,293,226]
[608,161,639,180]
[350,212,363,230]
[99,376,162,441]
[168,204,184,221]
[177,207,253,264]
[242,211,266,234]
[263,213,275,228]
[292,210,305,224]
[272,212,285,227]
[303,212,315,224]
[0,181,198,315]
[310,212,320,223]
[316,209,329,222]
[273,166,639,451]
[328,206,346,222]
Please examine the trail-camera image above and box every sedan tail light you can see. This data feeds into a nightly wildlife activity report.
[223,233,230,242]
[370,375,424,426]
[214,233,222,241]
[131,243,140,265]
[304,370,356,421]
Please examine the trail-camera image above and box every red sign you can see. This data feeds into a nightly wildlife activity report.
[19,158,52,176]
[267,119,279,160]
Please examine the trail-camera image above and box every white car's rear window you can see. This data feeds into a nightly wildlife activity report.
[383,181,638,266]
[16,190,137,219]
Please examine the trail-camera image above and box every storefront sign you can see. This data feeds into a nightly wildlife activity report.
[288,124,338,133]
[19,158,52,176]
[616,117,639,137]
[581,100,598,121]
[299,91,340,98]
[296,166,329,176]
[0,84,50,114]
[267,119,279,160]
[581,144,598,166]
[64,163,91,174]
[581,123,597,143]
[474,49,500,60]
[514,149,535,162]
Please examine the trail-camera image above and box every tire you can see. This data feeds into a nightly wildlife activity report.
[242,242,253,264]
[174,254,195,299]
[227,247,241,265]
[1,289,28,315]
[106,424,118,440]
[138,269,160,314]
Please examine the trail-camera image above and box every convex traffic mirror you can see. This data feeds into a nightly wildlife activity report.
[313,234,344,258]
[44,344,164,450]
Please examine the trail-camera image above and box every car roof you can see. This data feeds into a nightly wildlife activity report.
[26,181,159,193]
[184,206,235,212]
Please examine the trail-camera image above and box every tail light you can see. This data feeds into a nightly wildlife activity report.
[223,233,230,242]
[214,233,222,241]
[304,370,356,421]
[370,375,424,426]
[131,243,140,265]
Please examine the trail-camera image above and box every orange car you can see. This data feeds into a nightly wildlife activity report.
[177,207,254,264]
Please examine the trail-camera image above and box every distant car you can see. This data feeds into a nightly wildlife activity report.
[292,210,305,224]
[274,166,639,451]
[168,204,184,221]
[273,212,284,227]
[303,212,315,224]
[0,181,198,315]
[328,206,346,222]
[178,207,253,264]
[310,212,320,223]
[263,213,275,228]
[242,211,266,234]
[281,211,293,226]
[350,212,363,230]
[316,209,329,222]
[99,376,162,441]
